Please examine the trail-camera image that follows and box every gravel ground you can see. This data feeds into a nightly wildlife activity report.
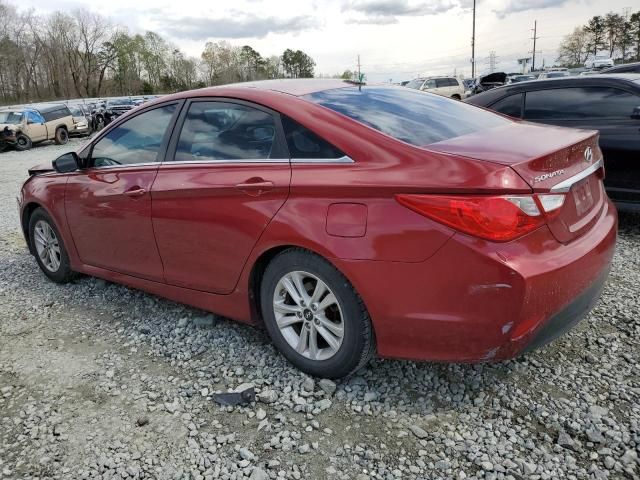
[0,141,638,480]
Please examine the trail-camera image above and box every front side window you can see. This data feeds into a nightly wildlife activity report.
[491,93,523,118]
[305,86,508,146]
[424,79,437,89]
[175,102,279,161]
[26,111,45,124]
[524,87,640,119]
[281,116,344,159]
[91,104,176,167]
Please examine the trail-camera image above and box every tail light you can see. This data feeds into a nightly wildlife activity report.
[395,193,566,242]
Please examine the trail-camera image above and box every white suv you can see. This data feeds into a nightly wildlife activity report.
[405,76,465,100]
[585,55,614,69]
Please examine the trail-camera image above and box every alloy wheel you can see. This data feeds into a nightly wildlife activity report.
[272,271,345,361]
[33,220,61,272]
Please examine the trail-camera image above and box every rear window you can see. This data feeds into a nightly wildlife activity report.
[305,86,508,146]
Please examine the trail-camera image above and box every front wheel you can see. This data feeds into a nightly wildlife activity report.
[15,134,32,151]
[54,127,68,145]
[29,208,76,283]
[260,249,375,378]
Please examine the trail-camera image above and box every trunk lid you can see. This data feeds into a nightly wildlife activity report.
[426,122,606,243]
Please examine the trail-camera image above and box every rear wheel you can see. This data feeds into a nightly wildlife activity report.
[29,208,75,283]
[15,134,32,151]
[451,94,461,100]
[260,249,375,378]
[54,127,68,145]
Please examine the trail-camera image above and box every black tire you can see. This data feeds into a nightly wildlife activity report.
[28,208,76,283]
[15,134,32,151]
[260,248,375,379]
[54,127,68,145]
[94,115,104,131]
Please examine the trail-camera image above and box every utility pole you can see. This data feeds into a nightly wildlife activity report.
[471,0,476,78]
[530,20,540,71]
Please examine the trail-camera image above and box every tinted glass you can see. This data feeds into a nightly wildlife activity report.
[405,79,424,89]
[524,87,640,119]
[305,86,508,146]
[435,78,449,88]
[175,102,278,161]
[491,94,523,118]
[281,116,344,159]
[91,104,176,167]
[26,111,45,123]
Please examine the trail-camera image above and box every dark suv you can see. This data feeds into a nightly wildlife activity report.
[466,74,640,211]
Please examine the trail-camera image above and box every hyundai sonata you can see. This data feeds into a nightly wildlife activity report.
[19,80,617,378]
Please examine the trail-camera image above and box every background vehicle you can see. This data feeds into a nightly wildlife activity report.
[67,104,92,136]
[20,80,616,378]
[585,55,614,69]
[508,75,537,83]
[471,72,507,94]
[465,74,640,211]
[601,62,640,74]
[405,76,465,99]
[0,104,72,151]
[104,98,135,124]
[537,71,571,79]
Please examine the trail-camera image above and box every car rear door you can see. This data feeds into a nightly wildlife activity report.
[150,98,291,294]
[64,102,180,281]
[522,85,640,203]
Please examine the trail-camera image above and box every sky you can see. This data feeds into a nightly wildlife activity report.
[14,0,635,82]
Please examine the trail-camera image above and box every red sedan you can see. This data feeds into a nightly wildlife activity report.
[19,80,617,378]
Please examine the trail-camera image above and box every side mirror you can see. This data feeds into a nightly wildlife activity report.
[631,106,640,120]
[53,152,81,173]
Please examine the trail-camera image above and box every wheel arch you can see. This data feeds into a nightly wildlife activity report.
[21,201,45,254]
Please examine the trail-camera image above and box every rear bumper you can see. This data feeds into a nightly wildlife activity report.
[335,199,617,362]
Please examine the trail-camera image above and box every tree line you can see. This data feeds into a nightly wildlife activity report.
[0,0,316,105]
[557,10,640,67]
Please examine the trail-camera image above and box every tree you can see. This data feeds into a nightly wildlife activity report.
[281,49,315,78]
[631,12,640,61]
[585,15,606,55]
[603,12,624,57]
[340,70,354,80]
[557,27,590,66]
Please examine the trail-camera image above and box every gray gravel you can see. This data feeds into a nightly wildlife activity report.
[0,142,639,480]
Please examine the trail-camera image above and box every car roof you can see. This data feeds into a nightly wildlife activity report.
[206,79,355,97]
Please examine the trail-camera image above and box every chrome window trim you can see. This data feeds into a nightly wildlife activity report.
[550,158,604,193]
[291,155,354,164]
[89,162,160,170]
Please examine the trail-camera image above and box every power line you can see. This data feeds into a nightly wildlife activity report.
[471,0,477,78]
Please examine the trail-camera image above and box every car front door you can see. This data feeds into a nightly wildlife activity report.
[25,111,47,142]
[151,99,291,294]
[523,86,640,202]
[64,102,180,281]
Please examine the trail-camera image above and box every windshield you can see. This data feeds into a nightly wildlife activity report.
[305,86,508,146]
[69,106,84,116]
[107,99,133,106]
[0,111,23,124]
[404,79,424,89]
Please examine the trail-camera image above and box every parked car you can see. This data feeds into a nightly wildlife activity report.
[405,76,465,99]
[508,75,537,83]
[19,80,616,378]
[465,74,640,211]
[601,62,640,74]
[0,104,73,151]
[471,72,507,94]
[537,71,571,79]
[585,55,614,69]
[67,104,92,136]
[104,98,136,124]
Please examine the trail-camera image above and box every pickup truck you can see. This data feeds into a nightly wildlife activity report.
[0,104,74,151]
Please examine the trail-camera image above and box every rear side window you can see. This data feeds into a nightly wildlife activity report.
[91,104,176,167]
[305,86,508,146]
[281,116,344,159]
[524,87,640,119]
[447,78,459,87]
[174,101,285,162]
[435,78,449,88]
[41,107,71,122]
[491,94,523,118]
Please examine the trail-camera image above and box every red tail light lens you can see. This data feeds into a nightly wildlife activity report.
[395,194,552,242]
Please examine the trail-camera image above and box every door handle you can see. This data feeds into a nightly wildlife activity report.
[235,179,274,196]
[123,187,146,198]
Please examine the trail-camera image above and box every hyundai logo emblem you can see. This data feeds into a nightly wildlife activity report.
[584,146,593,163]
